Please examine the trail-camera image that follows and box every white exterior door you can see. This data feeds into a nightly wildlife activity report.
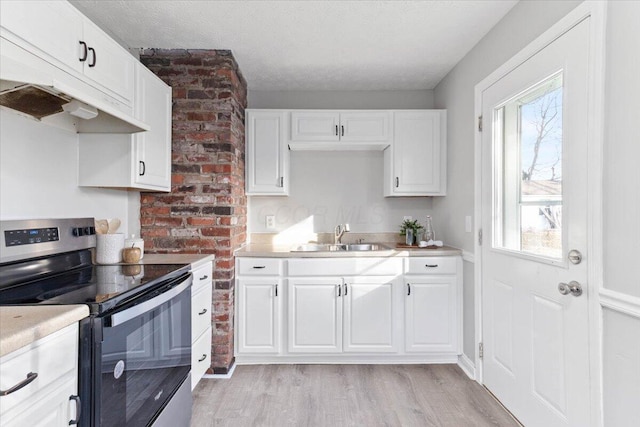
[288,278,343,353]
[480,18,591,427]
[343,276,398,353]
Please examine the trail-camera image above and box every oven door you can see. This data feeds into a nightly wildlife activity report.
[95,273,192,427]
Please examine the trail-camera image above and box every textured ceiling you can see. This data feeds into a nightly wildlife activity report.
[70,0,518,91]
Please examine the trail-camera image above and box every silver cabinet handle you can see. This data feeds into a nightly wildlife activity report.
[253,266,266,269]
[139,160,146,176]
[199,274,209,280]
[425,264,438,268]
[407,283,411,296]
[335,125,339,136]
[0,372,38,396]
[280,177,284,187]
[341,125,344,136]
[275,284,278,297]
[79,41,88,62]
[198,308,208,315]
[69,395,81,425]
[344,283,348,296]
[337,284,342,297]
[88,47,96,67]
[198,354,207,362]
[395,177,399,188]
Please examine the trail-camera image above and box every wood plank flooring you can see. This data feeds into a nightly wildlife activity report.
[191,364,520,427]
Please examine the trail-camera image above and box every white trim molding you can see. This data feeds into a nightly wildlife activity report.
[600,288,640,319]
[458,353,476,380]
[462,251,475,264]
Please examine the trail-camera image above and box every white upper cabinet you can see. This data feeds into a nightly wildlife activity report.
[133,64,172,190]
[290,110,390,149]
[245,110,289,195]
[0,0,135,105]
[290,111,340,142]
[78,61,171,192]
[384,110,447,196]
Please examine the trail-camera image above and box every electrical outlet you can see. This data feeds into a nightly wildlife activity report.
[403,216,412,221]
[465,216,472,233]
[265,215,276,230]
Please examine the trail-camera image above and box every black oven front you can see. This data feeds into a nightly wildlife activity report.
[84,272,192,427]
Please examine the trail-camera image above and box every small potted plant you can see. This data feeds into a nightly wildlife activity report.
[400,219,423,245]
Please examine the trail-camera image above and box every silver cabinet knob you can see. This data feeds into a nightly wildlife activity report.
[558,281,583,297]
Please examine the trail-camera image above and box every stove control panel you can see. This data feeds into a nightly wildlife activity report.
[4,227,59,246]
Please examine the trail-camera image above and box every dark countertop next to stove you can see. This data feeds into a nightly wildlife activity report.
[0,305,89,357]
[120,254,214,269]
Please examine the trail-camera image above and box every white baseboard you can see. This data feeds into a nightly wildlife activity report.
[202,362,237,379]
[457,353,476,380]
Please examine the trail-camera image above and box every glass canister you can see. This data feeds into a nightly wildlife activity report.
[424,216,435,242]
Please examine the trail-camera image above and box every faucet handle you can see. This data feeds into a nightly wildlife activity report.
[343,223,350,232]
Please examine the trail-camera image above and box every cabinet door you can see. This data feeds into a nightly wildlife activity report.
[237,278,282,354]
[134,64,171,191]
[290,111,340,142]
[339,112,389,142]
[246,111,289,195]
[0,0,84,74]
[386,110,446,196]
[288,278,342,353]
[81,19,135,104]
[405,276,458,353]
[343,276,399,353]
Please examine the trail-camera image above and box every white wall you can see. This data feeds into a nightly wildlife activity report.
[430,0,582,361]
[0,110,138,236]
[247,89,435,236]
[601,1,640,424]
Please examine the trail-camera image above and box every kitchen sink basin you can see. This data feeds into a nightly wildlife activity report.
[291,243,390,252]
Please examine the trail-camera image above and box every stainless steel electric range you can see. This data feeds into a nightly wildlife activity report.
[0,218,193,427]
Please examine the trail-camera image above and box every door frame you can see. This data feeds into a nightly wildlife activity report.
[473,2,607,425]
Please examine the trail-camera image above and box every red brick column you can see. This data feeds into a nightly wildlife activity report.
[139,49,247,373]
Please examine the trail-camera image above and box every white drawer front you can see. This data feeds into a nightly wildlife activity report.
[191,327,212,391]
[288,257,402,276]
[192,261,213,292]
[405,257,457,275]
[0,324,78,417]
[192,282,212,340]
[237,258,282,276]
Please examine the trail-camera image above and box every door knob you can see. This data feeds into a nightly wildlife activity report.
[558,281,583,297]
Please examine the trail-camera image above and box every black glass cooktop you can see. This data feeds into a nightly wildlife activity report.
[0,254,190,315]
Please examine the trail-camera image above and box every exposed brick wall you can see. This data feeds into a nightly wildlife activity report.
[139,49,247,373]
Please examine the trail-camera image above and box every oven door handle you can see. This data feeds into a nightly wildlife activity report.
[107,275,192,327]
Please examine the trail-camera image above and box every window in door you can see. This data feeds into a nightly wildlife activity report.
[493,72,563,259]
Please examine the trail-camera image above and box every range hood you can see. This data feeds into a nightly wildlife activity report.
[0,37,149,134]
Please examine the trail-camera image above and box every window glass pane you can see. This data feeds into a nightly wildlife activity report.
[494,72,563,259]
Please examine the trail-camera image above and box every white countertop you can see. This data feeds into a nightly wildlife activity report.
[235,243,462,258]
[0,305,89,357]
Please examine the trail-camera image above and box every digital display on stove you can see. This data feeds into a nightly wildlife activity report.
[4,227,59,246]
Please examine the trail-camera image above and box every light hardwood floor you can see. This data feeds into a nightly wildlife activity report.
[191,364,521,427]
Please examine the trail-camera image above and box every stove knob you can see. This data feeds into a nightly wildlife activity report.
[84,226,94,235]
[73,227,84,237]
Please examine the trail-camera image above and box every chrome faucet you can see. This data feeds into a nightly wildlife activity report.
[334,223,350,244]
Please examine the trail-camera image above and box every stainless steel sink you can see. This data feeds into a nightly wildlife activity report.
[291,243,390,252]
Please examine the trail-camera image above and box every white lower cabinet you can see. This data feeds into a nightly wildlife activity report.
[237,278,282,354]
[405,276,458,352]
[191,260,213,390]
[235,256,461,363]
[343,276,400,353]
[288,277,343,353]
[0,323,80,427]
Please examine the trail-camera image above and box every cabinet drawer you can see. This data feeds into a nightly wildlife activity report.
[191,327,212,391]
[288,257,402,276]
[405,257,457,275]
[192,261,213,292]
[192,282,212,340]
[237,258,282,276]
[0,324,78,417]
